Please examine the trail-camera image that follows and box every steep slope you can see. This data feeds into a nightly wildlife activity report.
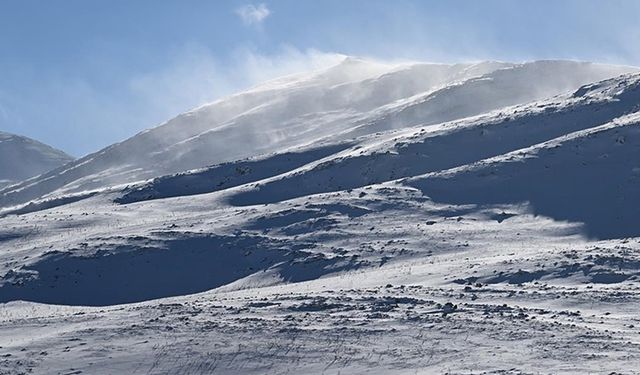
[222,73,640,213]
[0,59,635,208]
[408,112,640,239]
[111,72,640,240]
[0,131,74,188]
[332,60,638,139]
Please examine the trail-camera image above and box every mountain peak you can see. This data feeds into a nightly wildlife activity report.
[0,131,74,188]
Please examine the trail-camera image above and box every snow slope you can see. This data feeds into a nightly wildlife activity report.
[0,62,639,374]
[408,112,640,240]
[116,71,640,240]
[0,58,635,208]
[0,131,73,188]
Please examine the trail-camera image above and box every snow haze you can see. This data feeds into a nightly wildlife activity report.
[2,1,640,155]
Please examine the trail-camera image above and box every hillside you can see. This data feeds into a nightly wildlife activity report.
[0,58,635,208]
[0,62,639,374]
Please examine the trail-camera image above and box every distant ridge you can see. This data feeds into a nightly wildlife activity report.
[0,131,74,188]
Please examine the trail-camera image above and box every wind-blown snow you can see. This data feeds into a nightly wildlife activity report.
[0,58,635,208]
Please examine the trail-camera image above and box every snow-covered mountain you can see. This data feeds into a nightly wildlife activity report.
[0,131,73,188]
[1,59,640,374]
[0,58,635,208]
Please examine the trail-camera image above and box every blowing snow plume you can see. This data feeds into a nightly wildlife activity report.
[0,58,636,208]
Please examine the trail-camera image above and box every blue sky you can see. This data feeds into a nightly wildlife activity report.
[1,0,640,156]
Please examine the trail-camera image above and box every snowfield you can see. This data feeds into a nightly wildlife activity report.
[1,58,640,374]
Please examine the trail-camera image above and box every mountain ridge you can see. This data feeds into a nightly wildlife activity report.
[0,58,636,208]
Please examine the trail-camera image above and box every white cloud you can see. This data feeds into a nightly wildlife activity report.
[236,3,271,26]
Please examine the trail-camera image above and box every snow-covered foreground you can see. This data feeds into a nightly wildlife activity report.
[1,186,640,374]
[1,59,640,374]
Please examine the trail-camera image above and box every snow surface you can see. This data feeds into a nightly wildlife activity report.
[1,58,640,374]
